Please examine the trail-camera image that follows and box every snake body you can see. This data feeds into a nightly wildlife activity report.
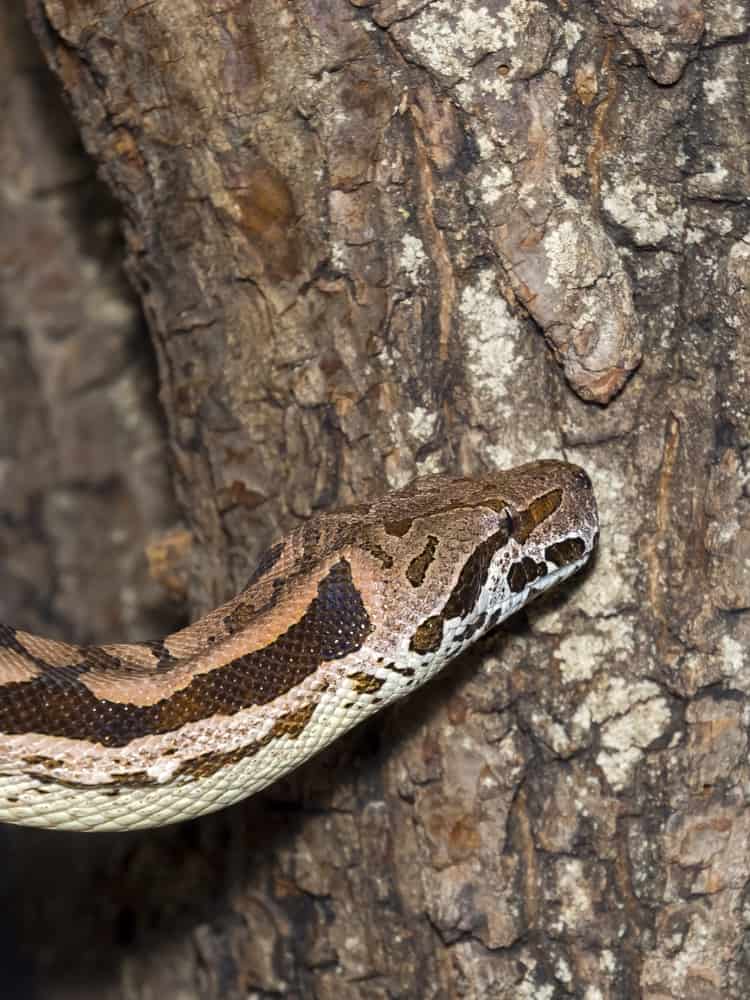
[0,460,597,832]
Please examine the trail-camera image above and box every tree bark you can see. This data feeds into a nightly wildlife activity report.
[2,0,749,997]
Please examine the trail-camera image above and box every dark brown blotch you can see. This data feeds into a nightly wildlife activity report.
[21,755,58,769]
[410,615,444,654]
[382,663,415,678]
[143,639,180,671]
[224,598,258,634]
[174,741,263,781]
[27,768,156,791]
[406,535,439,588]
[81,647,126,674]
[511,489,563,543]
[507,557,547,594]
[486,605,507,630]
[269,702,316,739]
[172,701,318,781]
[357,537,394,569]
[110,770,153,787]
[348,672,385,694]
[0,559,371,749]
[455,611,487,645]
[383,517,413,538]
[442,521,511,622]
[545,536,586,567]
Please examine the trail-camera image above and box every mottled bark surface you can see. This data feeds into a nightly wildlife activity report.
[1,0,749,997]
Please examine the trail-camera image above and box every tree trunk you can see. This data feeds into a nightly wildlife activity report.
[2,0,749,996]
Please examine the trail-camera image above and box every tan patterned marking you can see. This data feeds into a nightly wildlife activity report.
[98,644,162,671]
[0,648,42,684]
[15,632,83,669]
[80,663,194,705]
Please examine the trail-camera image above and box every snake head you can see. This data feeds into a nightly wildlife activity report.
[345,460,598,684]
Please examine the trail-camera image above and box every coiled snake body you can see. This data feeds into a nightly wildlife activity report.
[0,460,597,832]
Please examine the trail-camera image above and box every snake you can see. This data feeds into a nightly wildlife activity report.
[0,460,597,832]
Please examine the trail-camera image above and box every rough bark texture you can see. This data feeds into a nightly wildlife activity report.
[1,0,749,997]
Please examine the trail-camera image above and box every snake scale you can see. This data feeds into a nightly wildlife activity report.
[0,460,597,832]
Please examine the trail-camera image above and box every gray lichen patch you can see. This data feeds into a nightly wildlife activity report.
[386,0,556,84]
[572,676,672,791]
[602,175,686,249]
[456,269,559,466]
